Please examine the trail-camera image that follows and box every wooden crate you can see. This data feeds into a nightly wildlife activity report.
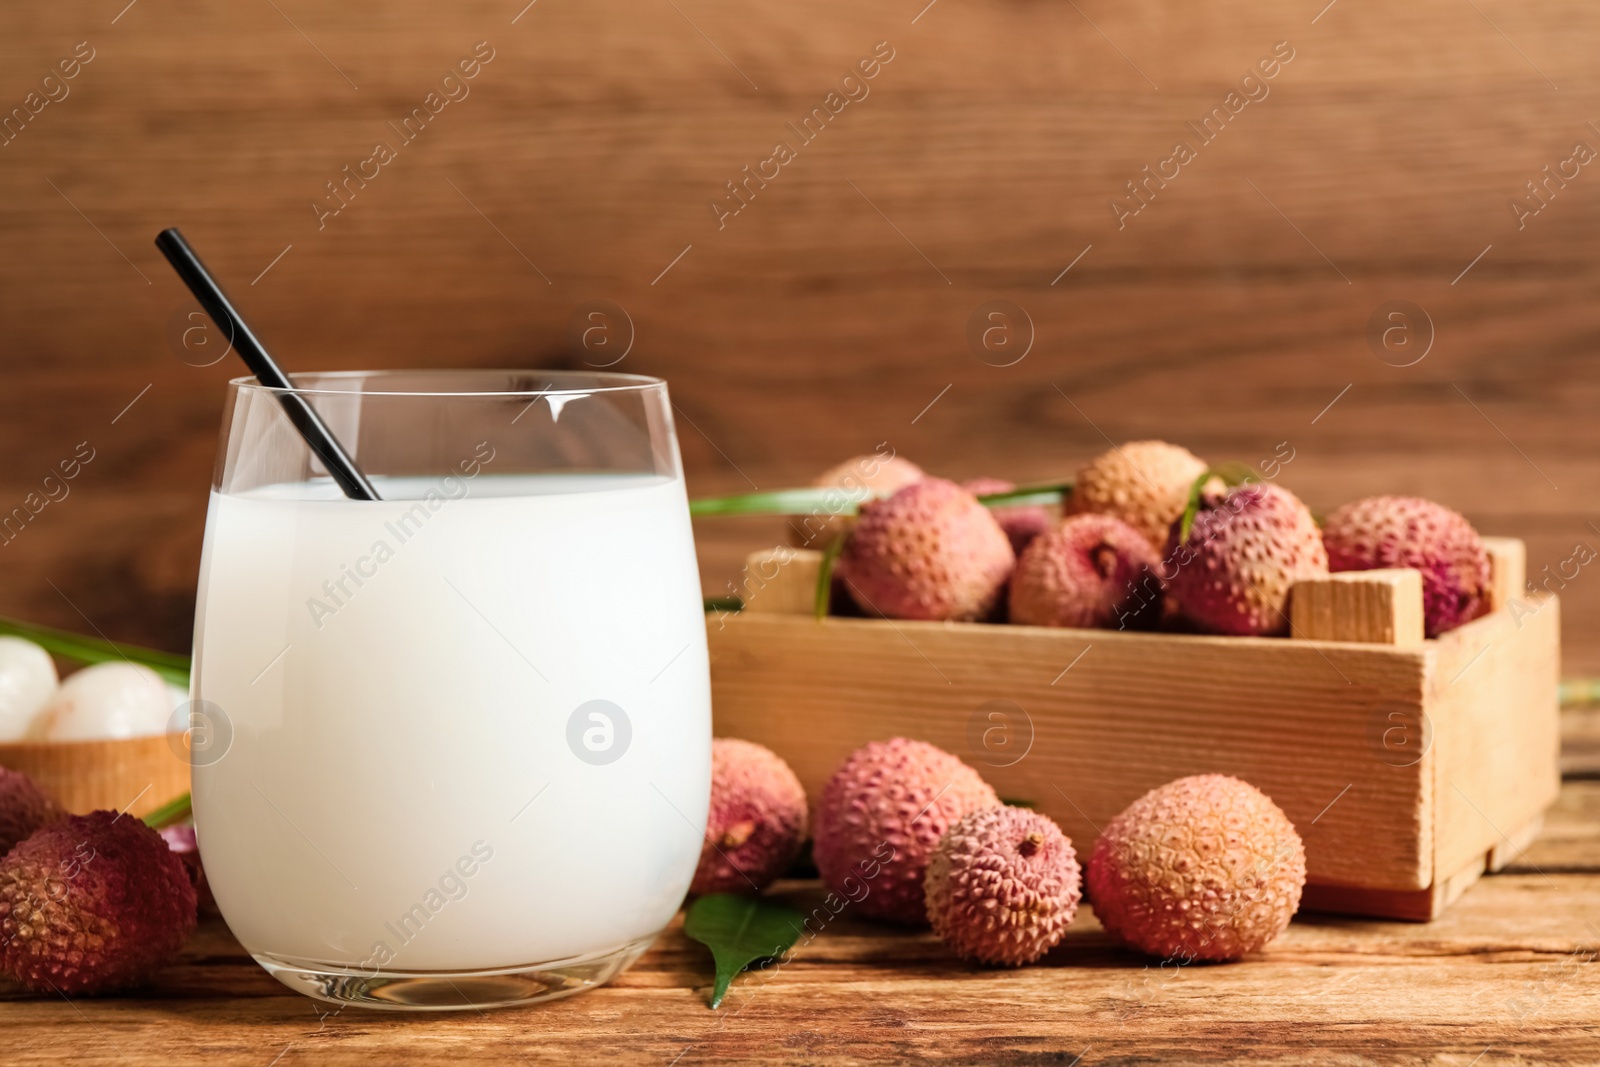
[706,538,1559,920]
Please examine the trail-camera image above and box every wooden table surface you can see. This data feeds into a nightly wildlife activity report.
[4,706,1597,1066]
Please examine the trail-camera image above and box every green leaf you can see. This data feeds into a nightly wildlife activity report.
[1175,464,1259,544]
[0,616,190,688]
[814,535,845,620]
[971,481,1074,509]
[142,792,192,830]
[703,596,743,614]
[689,481,1074,519]
[684,893,805,1009]
[689,487,861,518]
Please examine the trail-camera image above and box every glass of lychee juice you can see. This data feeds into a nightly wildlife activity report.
[190,371,711,1010]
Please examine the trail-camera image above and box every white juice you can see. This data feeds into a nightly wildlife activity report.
[191,472,711,973]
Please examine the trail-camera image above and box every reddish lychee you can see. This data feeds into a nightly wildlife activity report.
[925,806,1082,965]
[789,453,926,549]
[0,810,198,993]
[1164,482,1328,636]
[1069,441,1208,552]
[1009,514,1163,630]
[1321,495,1490,637]
[839,478,1015,622]
[691,739,808,895]
[1087,775,1306,961]
[961,478,1053,556]
[0,767,62,859]
[813,738,1000,924]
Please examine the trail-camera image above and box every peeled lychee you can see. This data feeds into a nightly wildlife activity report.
[1087,774,1306,961]
[1164,482,1328,636]
[961,478,1053,556]
[813,738,1000,924]
[0,810,198,993]
[839,478,1015,621]
[1321,495,1490,637]
[1010,514,1163,630]
[1070,441,1207,552]
[0,767,62,858]
[789,453,926,549]
[39,662,173,741]
[0,638,58,742]
[691,738,808,895]
[925,806,1082,965]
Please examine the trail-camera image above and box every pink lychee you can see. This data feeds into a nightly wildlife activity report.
[1321,495,1490,637]
[812,738,1000,924]
[925,806,1082,965]
[1163,482,1328,636]
[1086,774,1306,962]
[691,739,808,895]
[1009,514,1163,630]
[839,479,1015,622]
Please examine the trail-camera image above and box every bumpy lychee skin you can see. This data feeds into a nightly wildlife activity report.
[925,806,1082,966]
[1010,514,1163,630]
[1164,482,1328,636]
[1070,441,1208,552]
[813,739,1000,924]
[691,739,808,895]
[1322,495,1490,637]
[840,479,1016,622]
[789,453,926,549]
[961,478,1053,556]
[0,810,198,994]
[0,767,63,858]
[1087,775,1306,962]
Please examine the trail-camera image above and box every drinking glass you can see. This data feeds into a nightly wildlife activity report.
[189,370,711,1010]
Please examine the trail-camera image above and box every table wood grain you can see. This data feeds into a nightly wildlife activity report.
[6,707,1598,1066]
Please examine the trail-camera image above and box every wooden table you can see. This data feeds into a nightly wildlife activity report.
[8,709,1599,1066]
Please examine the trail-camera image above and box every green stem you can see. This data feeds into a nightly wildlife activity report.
[1560,679,1600,707]
[142,791,192,830]
[690,481,1073,518]
[0,616,190,688]
[815,536,845,620]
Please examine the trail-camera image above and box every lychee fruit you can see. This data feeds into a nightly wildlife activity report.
[1069,441,1207,552]
[0,767,63,858]
[839,478,1015,621]
[1321,495,1490,637]
[925,806,1082,965]
[1009,514,1163,630]
[157,823,219,918]
[1087,774,1306,962]
[961,478,1053,556]
[789,453,926,549]
[38,662,173,742]
[1164,482,1328,636]
[691,739,808,895]
[0,810,198,993]
[0,637,58,742]
[813,738,1000,924]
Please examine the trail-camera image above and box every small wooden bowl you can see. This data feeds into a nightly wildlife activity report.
[0,734,190,817]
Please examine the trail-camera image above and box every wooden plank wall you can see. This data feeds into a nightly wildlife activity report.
[0,0,1596,669]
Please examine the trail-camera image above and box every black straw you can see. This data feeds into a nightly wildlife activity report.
[154,228,380,501]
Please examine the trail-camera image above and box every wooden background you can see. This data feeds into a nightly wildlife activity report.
[1,0,1598,669]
